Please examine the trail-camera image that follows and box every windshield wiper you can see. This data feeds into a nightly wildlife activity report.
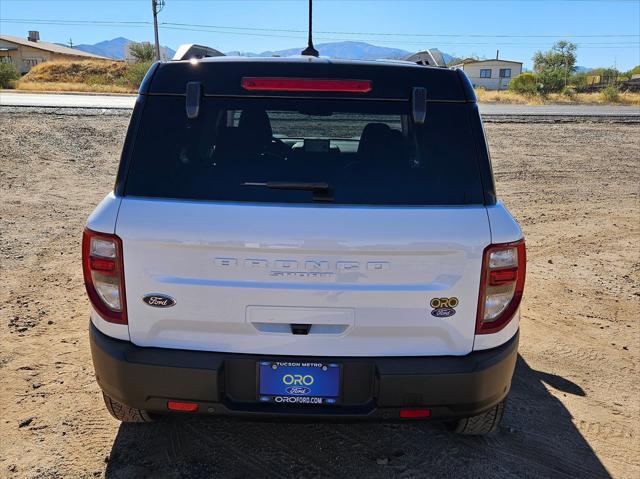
[244,181,329,191]
[243,181,333,202]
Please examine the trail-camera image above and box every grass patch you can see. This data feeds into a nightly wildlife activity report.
[12,59,152,93]
[14,81,135,94]
[22,60,128,83]
[475,88,640,106]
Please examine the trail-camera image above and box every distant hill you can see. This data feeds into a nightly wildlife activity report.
[75,38,455,64]
[229,41,455,64]
[264,41,412,60]
[74,37,128,59]
[74,37,175,60]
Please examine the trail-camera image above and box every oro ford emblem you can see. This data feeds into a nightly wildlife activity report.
[142,294,176,308]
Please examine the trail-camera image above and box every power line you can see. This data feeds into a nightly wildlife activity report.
[162,22,640,39]
[2,17,638,38]
[1,18,638,49]
[162,25,640,46]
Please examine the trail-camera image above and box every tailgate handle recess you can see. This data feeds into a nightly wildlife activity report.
[291,324,311,335]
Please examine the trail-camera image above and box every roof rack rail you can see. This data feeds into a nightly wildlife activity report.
[403,50,447,68]
[172,44,225,61]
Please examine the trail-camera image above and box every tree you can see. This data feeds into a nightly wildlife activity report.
[626,65,640,77]
[128,42,155,63]
[533,41,577,92]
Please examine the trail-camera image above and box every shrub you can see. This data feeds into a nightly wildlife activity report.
[571,72,589,92]
[128,42,155,63]
[561,85,577,99]
[123,60,154,89]
[600,85,620,103]
[509,73,540,95]
[537,70,566,93]
[0,62,20,88]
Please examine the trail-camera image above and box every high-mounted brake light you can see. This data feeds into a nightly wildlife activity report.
[476,239,526,334]
[82,228,127,324]
[241,77,372,93]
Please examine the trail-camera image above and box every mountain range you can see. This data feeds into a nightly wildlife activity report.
[73,38,454,64]
[71,37,595,72]
[227,41,456,63]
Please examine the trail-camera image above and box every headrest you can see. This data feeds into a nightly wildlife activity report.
[238,110,273,144]
[357,123,392,156]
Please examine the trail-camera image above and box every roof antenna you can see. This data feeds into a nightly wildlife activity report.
[301,0,319,57]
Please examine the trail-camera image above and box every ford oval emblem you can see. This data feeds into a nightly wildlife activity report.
[431,307,455,318]
[142,294,176,308]
[286,386,311,395]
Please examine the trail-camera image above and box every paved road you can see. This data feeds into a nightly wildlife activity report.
[2,91,639,116]
[0,92,136,109]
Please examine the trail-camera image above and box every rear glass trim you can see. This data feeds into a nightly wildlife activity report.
[120,194,486,209]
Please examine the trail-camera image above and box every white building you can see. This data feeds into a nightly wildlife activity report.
[451,57,523,90]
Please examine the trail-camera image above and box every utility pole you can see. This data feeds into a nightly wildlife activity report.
[151,0,165,61]
[68,38,73,48]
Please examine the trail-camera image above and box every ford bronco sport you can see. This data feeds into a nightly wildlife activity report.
[83,56,525,434]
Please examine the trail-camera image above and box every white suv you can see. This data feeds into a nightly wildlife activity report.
[83,56,525,434]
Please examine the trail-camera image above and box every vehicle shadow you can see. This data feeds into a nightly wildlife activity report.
[104,355,610,479]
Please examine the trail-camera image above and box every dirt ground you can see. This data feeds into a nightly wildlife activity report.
[0,111,638,479]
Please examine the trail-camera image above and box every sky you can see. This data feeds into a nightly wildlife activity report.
[1,0,639,70]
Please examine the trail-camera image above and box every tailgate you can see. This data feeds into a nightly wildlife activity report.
[117,198,490,356]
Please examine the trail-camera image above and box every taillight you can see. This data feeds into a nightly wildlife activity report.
[241,77,372,93]
[476,239,526,334]
[82,228,127,324]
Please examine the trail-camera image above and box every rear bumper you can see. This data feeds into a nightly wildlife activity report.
[90,322,518,420]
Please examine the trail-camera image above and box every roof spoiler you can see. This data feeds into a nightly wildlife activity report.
[404,49,447,68]
[172,44,225,61]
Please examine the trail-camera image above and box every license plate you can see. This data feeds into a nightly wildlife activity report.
[258,361,340,405]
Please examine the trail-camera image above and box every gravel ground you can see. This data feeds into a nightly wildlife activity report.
[0,112,638,479]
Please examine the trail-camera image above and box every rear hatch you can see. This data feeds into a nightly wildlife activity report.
[116,61,490,356]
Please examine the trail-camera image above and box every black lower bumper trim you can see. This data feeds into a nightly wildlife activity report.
[90,322,518,420]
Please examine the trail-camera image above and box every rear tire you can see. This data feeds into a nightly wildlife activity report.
[452,400,505,435]
[102,392,156,423]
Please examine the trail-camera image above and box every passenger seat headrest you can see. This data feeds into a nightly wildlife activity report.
[238,110,273,144]
[358,123,392,156]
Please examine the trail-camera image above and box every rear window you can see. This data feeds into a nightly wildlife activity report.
[124,96,485,205]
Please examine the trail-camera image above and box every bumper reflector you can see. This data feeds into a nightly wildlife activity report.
[167,401,199,412]
[399,408,431,419]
